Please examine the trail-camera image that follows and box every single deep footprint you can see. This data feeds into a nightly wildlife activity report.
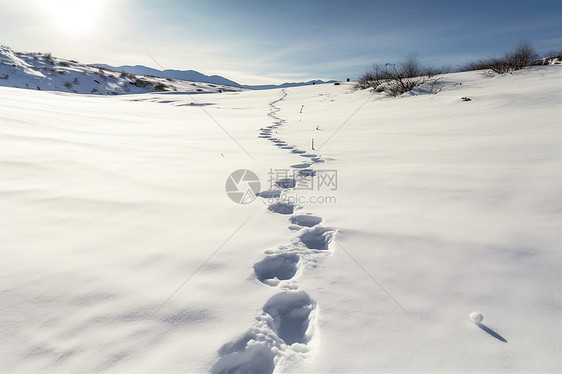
[254,253,299,283]
[268,202,295,215]
[263,291,316,346]
[299,226,334,250]
[212,340,275,374]
[290,215,322,228]
[311,157,325,163]
[276,178,297,189]
[291,162,311,169]
[297,169,317,177]
[257,190,281,199]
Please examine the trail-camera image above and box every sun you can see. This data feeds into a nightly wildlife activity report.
[37,0,106,36]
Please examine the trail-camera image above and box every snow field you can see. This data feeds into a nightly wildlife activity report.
[1,65,561,373]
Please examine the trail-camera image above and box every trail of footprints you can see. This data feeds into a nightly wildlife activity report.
[212,90,336,373]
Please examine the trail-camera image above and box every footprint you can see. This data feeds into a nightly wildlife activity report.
[299,226,334,250]
[300,154,318,158]
[212,339,275,374]
[290,215,322,227]
[281,146,294,150]
[297,169,317,177]
[291,149,306,154]
[268,202,295,215]
[254,253,299,284]
[290,163,311,169]
[263,291,316,345]
[311,157,325,163]
[276,178,297,189]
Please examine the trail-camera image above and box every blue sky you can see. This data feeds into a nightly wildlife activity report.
[1,0,560,84]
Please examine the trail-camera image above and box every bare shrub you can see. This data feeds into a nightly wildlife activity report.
[464,41,538,75]
[506,41,538,70]
[356,64,386,90]
[133,78,151,88]
[120,71,135,80]
[356,53,441,96]
[44,53,54,65]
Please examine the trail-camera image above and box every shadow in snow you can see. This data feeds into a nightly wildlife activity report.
[176,102,214,107]
[476,322,507,343]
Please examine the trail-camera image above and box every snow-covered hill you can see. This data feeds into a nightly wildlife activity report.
[0,65,560,373]
[0,46,244,95]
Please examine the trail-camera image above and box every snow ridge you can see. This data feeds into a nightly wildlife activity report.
[211,90,336,373]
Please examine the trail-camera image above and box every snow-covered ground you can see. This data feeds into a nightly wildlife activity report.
[0,46,243,95]
[0,66,560,373]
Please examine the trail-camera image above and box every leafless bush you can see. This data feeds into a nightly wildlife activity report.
[426,64,452,77]
[356,53,441,96]
[120,71,136,80]
[463,41,538,75]
[506,41,538,70]
[44,53,54,65]
[133,78,151,88]
[355,64,386,89]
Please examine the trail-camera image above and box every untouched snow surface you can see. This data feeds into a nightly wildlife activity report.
[1,66,561,373]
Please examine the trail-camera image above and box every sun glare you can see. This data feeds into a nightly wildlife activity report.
[37,0,106,36]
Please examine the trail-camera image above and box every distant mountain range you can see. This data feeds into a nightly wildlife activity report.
[244,80,338,90]
[93,64,241,88]
[93,64,337,90]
